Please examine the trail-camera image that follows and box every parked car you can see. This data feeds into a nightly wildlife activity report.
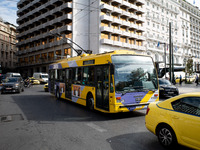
[159,78,179,98]
[1,77,24,94]
[44,83,48,92]
[29,77,40,85]
[145,93,200,149]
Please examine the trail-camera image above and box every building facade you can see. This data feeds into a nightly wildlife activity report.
[16,0,200,77]
[0,18,17,73]
[16,0,145,77]
[180,0,200,72]
[16,0,73,77]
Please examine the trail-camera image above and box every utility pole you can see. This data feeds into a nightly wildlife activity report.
[169,22,172,83]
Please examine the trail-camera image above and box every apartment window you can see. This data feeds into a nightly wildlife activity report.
[64,48,71,56]
[101,22,109,27]
[136,41,142,46]
[129,39,134,44]
[111,35,118,41]
[101,33,109,39]
[120,37,126,43]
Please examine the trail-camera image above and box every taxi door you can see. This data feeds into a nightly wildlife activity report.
[170,97,200,148]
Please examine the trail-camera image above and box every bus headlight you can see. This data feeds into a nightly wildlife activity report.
[116,97,124,103]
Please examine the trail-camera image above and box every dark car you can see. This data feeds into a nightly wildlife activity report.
[1,77,24,94]
[159,78,179,98]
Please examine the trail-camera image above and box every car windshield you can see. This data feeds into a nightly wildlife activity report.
[159,79,171,85]
[41,75,48,78]
[112,55,158,93]
[5,78,18,83]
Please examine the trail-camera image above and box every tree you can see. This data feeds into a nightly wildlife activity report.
[186,58,193,76]
[185,58,193,83]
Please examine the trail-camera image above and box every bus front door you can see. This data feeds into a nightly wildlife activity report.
[96,65,109,111]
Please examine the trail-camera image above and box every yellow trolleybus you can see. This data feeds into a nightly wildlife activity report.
[49,50,159,113]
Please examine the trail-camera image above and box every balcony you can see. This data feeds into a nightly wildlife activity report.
[137,26,145,31]
[138,46,146,51]
[101,3,113,11]
[136,0,145,5]
[130,33,138,38]
[122,42,131,48]
[130,4,138,10]
[100,26,113,33]
[112,0,122,4]
[129,23,138,29]
[112,7,122,14]
[137,16,145,23]
[113,29,122,34]
[113,41,122,47]
[137,35,145,41]
[121,21,130,27]
[101,39,113,45]
[137,7,145,14]
[129,13,138,20]
[121,0,130,7]
[113,18,122,25]
[130,44,137,49]
[100,15,113,22]
[121,11,130,17]
[122,31,130,37]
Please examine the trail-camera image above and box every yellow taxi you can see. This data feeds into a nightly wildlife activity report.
[44,83,48,92]
[185,75,195,83]
[29,77,40,85]
[145,93,200,149]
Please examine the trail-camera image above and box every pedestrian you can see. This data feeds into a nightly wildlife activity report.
[179,75,182,85]
[195,74,199,86]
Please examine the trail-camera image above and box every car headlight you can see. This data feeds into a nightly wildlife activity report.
[159,88,164,90]
[15,84,19,87]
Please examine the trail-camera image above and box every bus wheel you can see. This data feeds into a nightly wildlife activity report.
[87,95,94,110]
[56,89,60,100]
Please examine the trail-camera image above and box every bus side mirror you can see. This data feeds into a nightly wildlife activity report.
[110,64,114,75]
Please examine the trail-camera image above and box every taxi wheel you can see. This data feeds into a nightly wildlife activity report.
[157,125,177,148]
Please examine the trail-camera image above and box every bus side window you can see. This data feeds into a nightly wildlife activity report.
[83,67,89,85]
[74,68,82,84]
[72,68,76,83]
[62,69,65,81]
[88,67,95,86]
[59,70,63,82]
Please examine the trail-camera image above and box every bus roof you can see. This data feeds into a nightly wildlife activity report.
[49,50,150,70]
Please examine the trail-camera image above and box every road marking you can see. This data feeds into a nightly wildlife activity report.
[86,123,107,132]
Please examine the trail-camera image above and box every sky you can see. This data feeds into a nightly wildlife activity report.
[0,0,200,26]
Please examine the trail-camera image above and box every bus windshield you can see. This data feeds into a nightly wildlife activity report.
[112,55,158,93]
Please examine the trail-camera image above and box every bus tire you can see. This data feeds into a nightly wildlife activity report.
[56,88,60,100]
[87,94,94,110]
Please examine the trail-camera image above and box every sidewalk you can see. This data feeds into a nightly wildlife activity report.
[175,82,200,94]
